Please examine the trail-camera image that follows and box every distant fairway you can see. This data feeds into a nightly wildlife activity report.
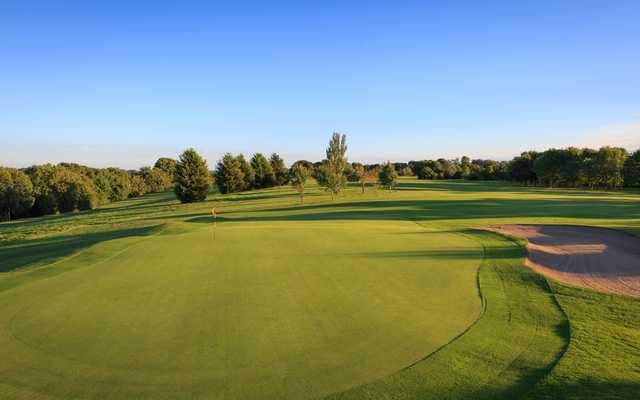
[1,179,640,399]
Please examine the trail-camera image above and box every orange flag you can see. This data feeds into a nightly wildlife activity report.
[211,207,217,218]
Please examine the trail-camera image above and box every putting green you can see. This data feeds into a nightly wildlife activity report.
[0,220,482,399]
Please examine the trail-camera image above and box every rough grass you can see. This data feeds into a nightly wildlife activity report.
[0,178,639,399]
[525,283,640,399]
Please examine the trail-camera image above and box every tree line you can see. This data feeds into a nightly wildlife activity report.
[2,135,640,221]
[405,146,638,189]
[0,159,176,221]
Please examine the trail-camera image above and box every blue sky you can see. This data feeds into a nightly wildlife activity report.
[1,1,639,168]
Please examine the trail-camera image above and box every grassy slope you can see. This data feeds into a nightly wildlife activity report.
[0,178,639,399]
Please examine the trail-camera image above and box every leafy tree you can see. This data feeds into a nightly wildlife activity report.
[236,154,255,190]
[76,179,99,210]
[174,148,212,203]
[378,162,398,190]
[591,147,626,189]
[129,174,147,197]
[363,166,379,193]
[270,153,289,186]
[534,149,574,187]
[92,169,114,204]
[321,132,348,199]
[251,153,276,189]
[421,166,437,179]
[0,167,34,221]
[140,167,172,193]
[623,150,640,187]
[23,164,58,215]
[509,151,538,184]
[154,157,177,179]
[105,168,131,201]
[346,163,362,182]
[291,160,314,171]
[289,163,310,203]
[51,167,98,212]
[214,153,245,194]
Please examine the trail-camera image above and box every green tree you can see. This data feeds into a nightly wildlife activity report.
[289,163,310,203]
[534,149,574,187]
[623,150,640,187]
[51,167,98,212]
[92,169,114,204]
[154,157,178,179]
[105,168,131,201]
[141,167,172,193]
[251,153,276,189]
[23,164,58,215]
[0,167,35,221]
[321,132,348,199]
[591,147,627,189]
[270,153,289,186]
[129,174,147,197]
[174,148,213,203]
[421,166,437,179]
[346,163,361,182]
[378,162,398,190]
[236,154,255,190]
[214,153,245,194]
[509,151,538,184]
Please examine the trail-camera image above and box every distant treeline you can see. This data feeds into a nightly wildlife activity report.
[401,146,638,189]
[0,158,176,221]
[1,145,639,221]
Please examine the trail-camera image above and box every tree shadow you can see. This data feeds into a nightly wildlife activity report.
[523,379,640,400]
[0,225,161,273]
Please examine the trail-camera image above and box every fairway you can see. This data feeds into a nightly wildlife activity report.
[0,219,481,399]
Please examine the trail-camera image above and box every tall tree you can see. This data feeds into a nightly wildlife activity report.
[270,153,289,186]
[174,148,212,203]
[0,167,34,221]
[378,162,398,190]
[289,163,310,203]
[251,153,276,189]
[623,150,640,187]
[236,154,255,190]
[154,157,178,179]
[214,153,245,194]
[321,132,348,199]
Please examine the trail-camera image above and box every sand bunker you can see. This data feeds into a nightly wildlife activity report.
[487,225,640,298]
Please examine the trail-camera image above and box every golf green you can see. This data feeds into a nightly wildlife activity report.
[0,220,482,399]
